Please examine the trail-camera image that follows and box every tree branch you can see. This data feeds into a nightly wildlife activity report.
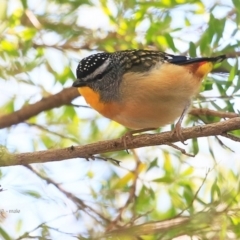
[225,52,240,58]
[1,117,240,167]
[0,88,79,129]
[189,108,239,119]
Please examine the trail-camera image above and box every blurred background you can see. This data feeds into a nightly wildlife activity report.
[0,0,240,239]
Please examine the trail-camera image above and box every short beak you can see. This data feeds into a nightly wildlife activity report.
[72,79,85,87]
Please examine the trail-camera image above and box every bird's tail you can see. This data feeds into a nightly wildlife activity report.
[167,54,226,65]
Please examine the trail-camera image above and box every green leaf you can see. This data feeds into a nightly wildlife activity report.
[232,0,240,11]
[183,185,194,208]
[192,138,199,155]
[1,100,14,114]
[211,180,221,202]
[57,66,75,84]
[229,58,239,92]
[147,157,158,170]
[0,0,7,21]
[16,219,23,233]
[199,33,210,54]
[203,78,213,91]
[0,40,18,56]
[181,167,194,177]
[20,28,37,41]
[163,151,173,174]
[189,41,197,57]
[153,176,174,183]
[165,33,177,52]
[20,0,27,8]
[0,227,12,240]
[135,185,155,213]
[233,75,240,94]
[22,190,42,199]
[185,17,191,27]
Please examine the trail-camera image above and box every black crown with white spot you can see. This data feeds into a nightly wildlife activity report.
[77,53,110,79]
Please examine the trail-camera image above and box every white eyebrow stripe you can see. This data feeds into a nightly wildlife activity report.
[82,58,110,81]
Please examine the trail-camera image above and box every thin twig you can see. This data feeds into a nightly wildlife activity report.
[24,165,111,224]
[166,143,195,157]
[106,149,140,231]
[221,133,240,142]
[215,136,235,153]
[176,168,211,217]
[95,156,121,165]
[26,122,80,143]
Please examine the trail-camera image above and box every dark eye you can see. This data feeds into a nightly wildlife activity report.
[95,74,104,80]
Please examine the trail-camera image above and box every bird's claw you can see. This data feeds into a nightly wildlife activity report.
[173,122,187,145]
[121,132,133,154]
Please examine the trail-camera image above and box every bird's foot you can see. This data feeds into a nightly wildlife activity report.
[172,121,187,145]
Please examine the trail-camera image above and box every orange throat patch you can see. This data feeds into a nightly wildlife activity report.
[78,86,120,119]
[78,87,102,110]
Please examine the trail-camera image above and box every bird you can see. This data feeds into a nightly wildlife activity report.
[72,50,226,143]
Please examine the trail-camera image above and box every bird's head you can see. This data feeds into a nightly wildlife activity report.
[72,52,123,101]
